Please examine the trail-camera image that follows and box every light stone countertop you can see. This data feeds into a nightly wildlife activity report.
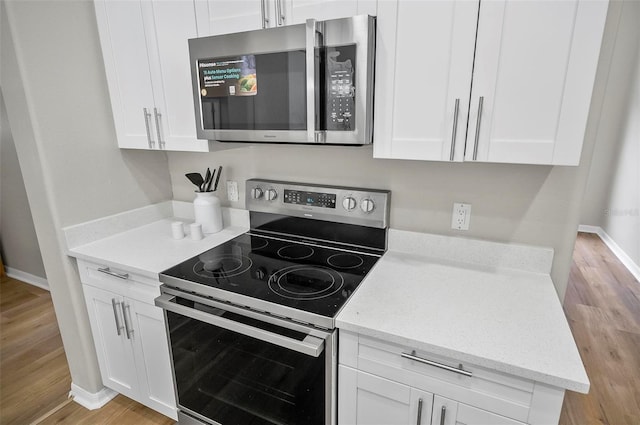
[336,230,589,393]
[63,201,249,279]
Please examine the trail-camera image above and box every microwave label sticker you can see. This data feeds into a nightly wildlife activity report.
[199,55,257,98]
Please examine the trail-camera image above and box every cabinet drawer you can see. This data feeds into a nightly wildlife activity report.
[77,259,160,304]
[339,331,533,423]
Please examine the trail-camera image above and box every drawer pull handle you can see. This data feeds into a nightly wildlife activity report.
[440,406,446,425]
[97,267,129,280]
[401,350,472,377]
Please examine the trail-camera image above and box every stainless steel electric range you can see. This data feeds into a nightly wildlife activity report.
[155,179,390,425]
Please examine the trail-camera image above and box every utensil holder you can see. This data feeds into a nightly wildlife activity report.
[193,192,223,234]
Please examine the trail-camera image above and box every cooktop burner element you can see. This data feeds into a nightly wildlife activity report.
[327,253,365,269]
[160,179,390,329]
[268,265,345,300]
[193,255,252,280]
[278,244,315,260]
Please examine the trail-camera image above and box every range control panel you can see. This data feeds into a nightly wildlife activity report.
[284,189,337,209]
[246,179,390,229]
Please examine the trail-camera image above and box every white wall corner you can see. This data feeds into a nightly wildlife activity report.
[69,383,117,410]
[5,267,49,290]
[578,225,640,283]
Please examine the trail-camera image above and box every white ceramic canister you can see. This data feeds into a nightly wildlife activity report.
[193,192,223,234]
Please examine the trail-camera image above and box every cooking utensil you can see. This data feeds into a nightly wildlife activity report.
[203,168,211,192]
[206,168,215,192]
[213,166,222,191]
[185,173,204,192]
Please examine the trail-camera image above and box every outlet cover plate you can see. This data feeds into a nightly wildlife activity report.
[226,181,239,202]
[452,202,471,230]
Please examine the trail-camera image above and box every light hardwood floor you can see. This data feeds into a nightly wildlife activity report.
[0,274,171,425]
[1,233,638,424]
[560,233,640,425]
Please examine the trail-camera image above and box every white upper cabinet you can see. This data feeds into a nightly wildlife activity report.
[373,0,478,161]
[194,0,376,36]
[95,0,209,151]
[374,0,608,166]
[194,0,271,36]
[467,0,608,165]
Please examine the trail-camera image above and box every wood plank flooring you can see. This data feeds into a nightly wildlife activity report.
[1,232,638,424]
[0,274,172,425]
[0,275,72,425]
[560,232,640,425]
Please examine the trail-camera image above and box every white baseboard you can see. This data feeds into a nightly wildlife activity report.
[69,383,117,410]
[577,225,600,234]
[5,267,49,290]
[578,225,640,283]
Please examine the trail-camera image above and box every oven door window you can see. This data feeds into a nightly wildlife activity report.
[166,300,325,425]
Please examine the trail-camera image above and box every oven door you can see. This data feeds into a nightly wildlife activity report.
[155,290,335,425]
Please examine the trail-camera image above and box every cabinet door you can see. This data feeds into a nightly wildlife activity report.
[467,0,608,165]
[373,0,478,161]
[83,285,139,398]
[338,365,433,425]
[146,1,209,152]
[194,0,272,36]
[283,0,360,25]
[94,0,158,149]
[130,299,178,419]
[433,395,525,425]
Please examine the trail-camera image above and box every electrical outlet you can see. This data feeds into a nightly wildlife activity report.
[226,181,239,202]
[451,202,471,230]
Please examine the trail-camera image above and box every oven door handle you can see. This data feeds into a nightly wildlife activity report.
[155,294,326,357]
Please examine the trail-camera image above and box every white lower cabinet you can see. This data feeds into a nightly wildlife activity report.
[339,366,433,425]
[79,260,177,419]
[338,331,565,425]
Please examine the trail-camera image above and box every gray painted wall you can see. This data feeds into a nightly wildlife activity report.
[581,0,640,267]
[1,91,47,279]
[1,0,173,394]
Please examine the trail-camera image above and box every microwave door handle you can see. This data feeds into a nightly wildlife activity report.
[306,19,324,143]
[155,294,326,357]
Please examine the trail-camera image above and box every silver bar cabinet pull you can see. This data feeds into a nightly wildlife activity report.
[260,0,268,28]
[111,299,124,336]
[153,108,165,149]
[276,0,285,26]
[449,98,460,161]
[440,406,447,425]
[401,350,472,377]
[143,107,155,149]
[473,96,484,160]
[97,267,129,280]
[416,398,423,425]
[122,303,134,339]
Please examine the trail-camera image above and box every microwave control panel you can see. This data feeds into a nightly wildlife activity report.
[326,44,356,132]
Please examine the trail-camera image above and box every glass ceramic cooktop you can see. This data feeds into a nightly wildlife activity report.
[161,232,381,319]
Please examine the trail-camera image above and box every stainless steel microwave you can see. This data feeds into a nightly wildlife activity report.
[188,15,375,145]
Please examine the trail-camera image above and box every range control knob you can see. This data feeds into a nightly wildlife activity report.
[342,196,357,211]
[360,198,375,213]
[265,188,278,201]
[251,187,264,199]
